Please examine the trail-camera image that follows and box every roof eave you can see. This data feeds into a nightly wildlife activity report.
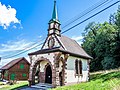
[28,47,92,59]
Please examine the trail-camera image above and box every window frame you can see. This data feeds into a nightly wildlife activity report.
[75,59,82,76]
[22,73,27,77]
[20,63,24,69]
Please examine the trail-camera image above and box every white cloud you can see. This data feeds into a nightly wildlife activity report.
[0,39,33,67]
[72,36,83,45]
[0,2,21,29]
[0,37,44,67]
[0,39,33,52]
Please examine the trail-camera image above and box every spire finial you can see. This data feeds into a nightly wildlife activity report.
[54,0,56,3]
[49,0,60,24]
[52,0,58,20]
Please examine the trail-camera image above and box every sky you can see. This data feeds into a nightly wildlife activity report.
[0,0,119,67]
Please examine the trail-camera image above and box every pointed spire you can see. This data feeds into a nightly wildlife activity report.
[49,0,60,24]
[52,0,58,20]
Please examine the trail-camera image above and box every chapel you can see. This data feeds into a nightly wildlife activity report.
[28,1,92,87]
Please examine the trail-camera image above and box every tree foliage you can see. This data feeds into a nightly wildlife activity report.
[82,7,120,71]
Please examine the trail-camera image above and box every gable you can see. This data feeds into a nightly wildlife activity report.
[0,57,30,70]
[41,35,64,49]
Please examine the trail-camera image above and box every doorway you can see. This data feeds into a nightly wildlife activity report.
[45,65,52,84]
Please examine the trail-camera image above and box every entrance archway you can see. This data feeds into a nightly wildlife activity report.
[45,64,52,84]
[29,58,53,85]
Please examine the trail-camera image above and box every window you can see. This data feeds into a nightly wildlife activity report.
[79,60,82,74]
[10,73,16,80]
[75,60,78,74]
[75,59,82,75]
[20,64,24,69]
[22,73,27,77]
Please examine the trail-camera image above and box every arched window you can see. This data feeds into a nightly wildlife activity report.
[75,59,78,74]
[75,59,82,75]
[79,60,82,74]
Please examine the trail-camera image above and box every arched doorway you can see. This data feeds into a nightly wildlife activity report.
[45,65,52,84]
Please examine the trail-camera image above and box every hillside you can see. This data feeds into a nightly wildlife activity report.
[52,70,120,90]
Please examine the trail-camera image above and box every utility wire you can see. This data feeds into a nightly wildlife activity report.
[2,42,44,59]
[1,37,46,58]
[61,0,120,34]
[61,0,113,29]
[1,0,120,59]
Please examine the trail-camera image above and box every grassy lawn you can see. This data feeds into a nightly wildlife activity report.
[0,81,28,90]
[52,71,120,90]
[0,71,120,90]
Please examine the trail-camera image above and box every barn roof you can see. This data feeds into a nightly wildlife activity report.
[0,57,30,70]
[29,35,92,59]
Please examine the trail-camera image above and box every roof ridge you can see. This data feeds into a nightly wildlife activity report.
[0,57,27,70]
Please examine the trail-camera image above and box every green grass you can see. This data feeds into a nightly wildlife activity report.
[0,81,28,90]
[0,71,120,90]
[52,71,120,90]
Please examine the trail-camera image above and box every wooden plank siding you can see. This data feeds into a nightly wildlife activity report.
[1,58,30,81]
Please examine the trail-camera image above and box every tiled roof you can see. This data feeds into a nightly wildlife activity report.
[0,57,30,70]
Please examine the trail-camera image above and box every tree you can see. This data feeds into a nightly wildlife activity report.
[82,22,117,71]
[113,6,120,67]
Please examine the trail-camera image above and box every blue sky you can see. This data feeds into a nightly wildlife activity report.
[0,0,119,66]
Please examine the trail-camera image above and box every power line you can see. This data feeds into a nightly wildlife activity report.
[61,0,120,34]
[1,0,120,59]
[1,37,46,58]
[62,0,113,29]
[2,42,44,59]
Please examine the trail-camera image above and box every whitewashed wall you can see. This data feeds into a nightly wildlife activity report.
[66,56,89,84]
[40,61,48,72]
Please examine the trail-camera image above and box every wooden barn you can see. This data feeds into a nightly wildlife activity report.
[0,57,30,81]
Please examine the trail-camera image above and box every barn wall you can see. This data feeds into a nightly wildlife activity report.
[7,60,30,81]
[2,70,9,80]
[66,56,89,84]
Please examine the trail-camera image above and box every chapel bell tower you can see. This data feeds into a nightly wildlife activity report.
[48,0,61,36]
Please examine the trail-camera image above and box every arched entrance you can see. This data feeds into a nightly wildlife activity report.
[29,58,53,85]
[45,64,52,84]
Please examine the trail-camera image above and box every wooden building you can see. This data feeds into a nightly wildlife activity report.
[0,57,30,81]
[28,1,92,87]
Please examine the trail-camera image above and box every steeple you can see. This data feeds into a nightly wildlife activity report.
[49,0,60,23]
[52,0,58,21]
[48,0,61,36]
